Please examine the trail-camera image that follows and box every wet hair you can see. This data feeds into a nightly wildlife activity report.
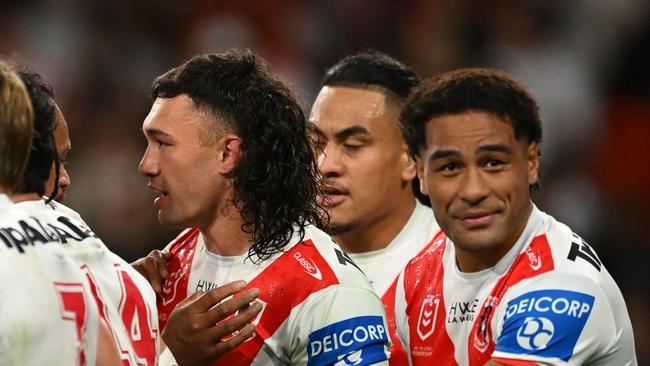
[151,49,327,261]
[0,60,33,193]
[400,68,543,189]
[321,50,430,205]
[17,69,59,201]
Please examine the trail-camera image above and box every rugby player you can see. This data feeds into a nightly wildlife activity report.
[137,50,390,365]
[395,68,637,365]
[309,51,440,365]
[12,68,262,365]
[0,60,122,365]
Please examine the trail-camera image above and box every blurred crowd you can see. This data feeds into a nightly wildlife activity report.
[1,0,648,362]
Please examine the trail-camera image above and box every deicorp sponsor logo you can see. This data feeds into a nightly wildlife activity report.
[307,316,388,366]
[495,289,594,361]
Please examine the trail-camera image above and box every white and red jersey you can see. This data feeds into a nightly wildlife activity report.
[395,205,637,366]
[0,194,100,365]
[347,201,439,365]
[15,199,160,366]
[158,224,390,366]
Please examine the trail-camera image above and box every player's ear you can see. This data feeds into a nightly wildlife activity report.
[218,134,243,174]
[527,142,539,186]
[400,143,417,182]
[415,155,428,196]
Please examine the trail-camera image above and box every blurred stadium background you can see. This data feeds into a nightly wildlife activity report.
[2,0,648,362]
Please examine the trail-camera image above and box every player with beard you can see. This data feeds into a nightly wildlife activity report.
[136,50,390,366]
[0,60,122,365]
[308,51,440,365]
[395,68,637,365]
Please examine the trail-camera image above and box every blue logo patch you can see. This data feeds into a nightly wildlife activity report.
[307,316,389,366]
[496,289,595,361]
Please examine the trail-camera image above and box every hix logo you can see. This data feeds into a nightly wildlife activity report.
[516,317,554,350]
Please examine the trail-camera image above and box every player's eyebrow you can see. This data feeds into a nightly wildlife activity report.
[476,144,513,155]
[333,125,370,140]
[143,127,170,138]
[428,150,461,161]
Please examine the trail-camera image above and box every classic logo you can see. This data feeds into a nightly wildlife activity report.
[294,251,322,280]
[417,294,439,341]
[525,246,542,271]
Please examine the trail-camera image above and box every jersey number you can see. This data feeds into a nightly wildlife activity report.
[55,282,88,366]
[84,265,157,366]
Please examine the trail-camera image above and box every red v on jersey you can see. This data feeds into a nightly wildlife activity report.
[467,235,554,365]
[217,240,339,365]
[404,231,457,365]
[158,229,341,365]
[403,232,555,366]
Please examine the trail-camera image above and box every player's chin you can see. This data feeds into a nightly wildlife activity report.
[157,211,185,229]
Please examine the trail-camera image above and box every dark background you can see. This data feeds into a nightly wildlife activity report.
[2,0,648,362]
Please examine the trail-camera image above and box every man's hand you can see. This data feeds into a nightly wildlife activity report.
[131,250,172,294]
[162,280,262,366]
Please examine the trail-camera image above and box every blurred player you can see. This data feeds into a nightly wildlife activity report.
[0,59,122,366]
[136,50,390,365]
[11,68,160,365]
[395,68,637,365]
[308,51,440,365]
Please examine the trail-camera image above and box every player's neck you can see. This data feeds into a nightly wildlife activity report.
[336,196,417,254]
[10,192,41,203]
[200,204,252,257]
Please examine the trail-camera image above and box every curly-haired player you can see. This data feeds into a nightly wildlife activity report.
[136,50,390,366]
[395,68,637,365]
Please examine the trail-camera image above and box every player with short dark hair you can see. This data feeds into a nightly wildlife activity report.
[395,68,637,365]
[138,49,389,365]
[309,50,440,365]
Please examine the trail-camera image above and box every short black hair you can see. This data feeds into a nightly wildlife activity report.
[152,49,327,261]
[401,67,542,155]
[18,68,58,199]
[321,50,420,100]
[321,50,430,205]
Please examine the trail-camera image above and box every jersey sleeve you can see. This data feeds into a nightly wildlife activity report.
[490,271,618,365]
[290,285,391,366]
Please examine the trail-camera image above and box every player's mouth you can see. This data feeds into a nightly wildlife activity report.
[148,183,169,207]
[457,210,496,229]
[321,184,349,207]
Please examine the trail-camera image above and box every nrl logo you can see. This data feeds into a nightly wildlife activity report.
[417,294,440,340]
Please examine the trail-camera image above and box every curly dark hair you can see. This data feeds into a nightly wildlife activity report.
[151,49,327,261]
[400,68,542,189]
[17,68,60,201]
[321,50,430,205]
